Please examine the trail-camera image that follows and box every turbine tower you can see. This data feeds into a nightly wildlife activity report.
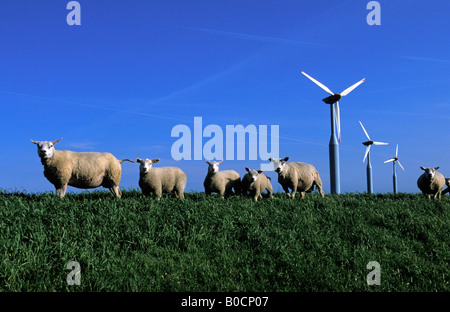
[302,71,365,194]
[359,121,389,193]
[384,144,405,193]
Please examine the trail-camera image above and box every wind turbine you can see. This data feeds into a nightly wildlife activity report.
[384,144,405,193]
[302,71,365,194]
[359,121,389,193]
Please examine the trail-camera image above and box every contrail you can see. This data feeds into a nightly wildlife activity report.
[189,27,325,47]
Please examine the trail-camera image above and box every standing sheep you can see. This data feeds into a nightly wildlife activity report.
[241,167,273,202]
[204,161,241,199]
[269,157,325,199]
[135,158,187,200]
[30,138,133,198]
[417,166,445,200]
[442,177,450,195]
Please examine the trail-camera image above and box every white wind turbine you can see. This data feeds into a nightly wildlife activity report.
[359,120,389,193]
[384,144,405,193]
[302,71,365,194]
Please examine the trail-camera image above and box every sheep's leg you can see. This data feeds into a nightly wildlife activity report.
[268,187,273,198]
[55,184,67,198]
[316,183,325,198]
[282,185,291,198]
[290,183,298,199]
[300,191,305,199]
[110,186,122,198]
[178,189,185,199]
[253,190,260,202]
[173,190,179,198]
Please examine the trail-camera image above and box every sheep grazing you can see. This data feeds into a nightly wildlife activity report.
[30,138,133,198]
[269,157,325,199]
[442,177,450,195]
[241,167,273,202]
[204,160,241,199]
[135,158,187,200]
[417,167,445,200]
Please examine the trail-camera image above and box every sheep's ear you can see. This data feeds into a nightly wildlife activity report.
[268,158,272,162]
[245,167,250,172]
[420,166,426,171]
[258,170,263,174]
[434,167,440,170]
[283,157,289,162]
[152,159,160,164]
[30,139,39,144]
[135,158,142,163]
[52,138,62,145]
[205,160,211,165]
[218,160,223,164]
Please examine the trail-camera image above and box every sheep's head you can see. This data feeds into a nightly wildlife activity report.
[206,160,222,174]
[135,158,160,174]
[420,166,440,179]
[269,157,289,174]
[245,167,263,182]
[445,177,450,187]
[30,138,62,159]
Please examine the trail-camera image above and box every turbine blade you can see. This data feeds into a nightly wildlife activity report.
[301,71,334,95]
[373,141,389,145]
[396,144,399,157]
[340,78,366,96]
[359,121,371,140]
[363,145,371,163]
[397,160,405,171]
[384,158,395,163]
[335,102,341,143]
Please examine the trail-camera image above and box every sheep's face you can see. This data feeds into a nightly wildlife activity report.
[420,166,439,179]
[269,157,289,174]
[136,158,160,174]
[445,177,450,187]
[30,138,62,159]
[246,168,262,182]
[206,160,222,174]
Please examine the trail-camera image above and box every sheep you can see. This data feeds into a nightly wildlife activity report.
[135,158,187,200]
[241,167,273,202]
[417,167,445,200]
[203,160,241,199]
[269,157,325,199]
[442,177,450,195]
[30,138,133,198]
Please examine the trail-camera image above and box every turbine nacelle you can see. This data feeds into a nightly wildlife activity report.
[322,93,342,105]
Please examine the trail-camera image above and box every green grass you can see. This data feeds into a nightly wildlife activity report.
[0,189,448,292]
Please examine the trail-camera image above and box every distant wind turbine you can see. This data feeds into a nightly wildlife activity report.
[384,144,405,193]
[302,71,365,194]
[359,121,389,193]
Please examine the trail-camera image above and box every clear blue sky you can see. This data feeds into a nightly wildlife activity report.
[1,0,449,194]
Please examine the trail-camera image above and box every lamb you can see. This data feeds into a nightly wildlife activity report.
[30,138,133,198]
[203,160,241,199]
[417,167,445,200]
[135,158,187,200]
[442,177,450,195]
[269,157,325,199]
[241,167,273,202]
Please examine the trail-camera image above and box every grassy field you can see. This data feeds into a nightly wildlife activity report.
[0,189,448,292]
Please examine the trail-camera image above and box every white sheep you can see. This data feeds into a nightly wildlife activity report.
[241,167,273,202]
[269,157,325,199]
[442,177,450,195]
[417,167,445,200]
[135,158,187,200]
[204,160,241,199]
[30,138,133,198]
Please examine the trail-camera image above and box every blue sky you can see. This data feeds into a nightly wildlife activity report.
[1,0,449,194]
